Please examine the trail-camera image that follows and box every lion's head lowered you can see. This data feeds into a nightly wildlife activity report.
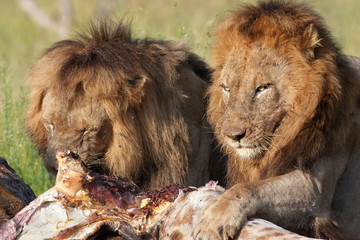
[207,1,348,184]
[25,22,206,189]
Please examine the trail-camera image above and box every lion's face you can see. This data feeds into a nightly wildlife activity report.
[41,90,113,174]
[37,66,147,175]
[211,43,302,160]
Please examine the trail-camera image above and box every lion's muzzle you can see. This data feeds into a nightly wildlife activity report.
[44,147,59,175]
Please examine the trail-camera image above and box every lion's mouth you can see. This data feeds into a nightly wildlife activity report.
[234,147,265,160]
[81,153,105,169]
[226,129,280,160]
[227,137,270,150]
[224,138,263,159]
[224,116,285,160]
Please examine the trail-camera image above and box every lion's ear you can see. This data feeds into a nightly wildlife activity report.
[301,24,322,60]
[127,76,147,92]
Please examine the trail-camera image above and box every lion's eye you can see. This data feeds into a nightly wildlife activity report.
[127,76,147,89]
[221,84,230,93]
[44,121,55,132]
[255,83,271,95]
[82,129,90,136]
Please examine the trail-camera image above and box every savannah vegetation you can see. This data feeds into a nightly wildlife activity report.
[1,0,359,195]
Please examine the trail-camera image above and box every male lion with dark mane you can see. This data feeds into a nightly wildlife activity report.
[193,1,360,239]
[25,21,224,190]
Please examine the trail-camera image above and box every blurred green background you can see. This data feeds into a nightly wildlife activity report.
[1,0,359,195]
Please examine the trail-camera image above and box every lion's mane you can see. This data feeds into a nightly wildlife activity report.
[207,0,359,186]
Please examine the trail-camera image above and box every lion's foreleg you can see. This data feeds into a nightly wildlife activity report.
[192,151,349,239]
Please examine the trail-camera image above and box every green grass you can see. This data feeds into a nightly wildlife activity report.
[0,0,360,195]
[0,64,54,195]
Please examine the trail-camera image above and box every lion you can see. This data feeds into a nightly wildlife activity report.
[192,1,360,239]
[25,21,225,190]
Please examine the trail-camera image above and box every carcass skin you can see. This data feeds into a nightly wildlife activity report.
[0,152,317,240]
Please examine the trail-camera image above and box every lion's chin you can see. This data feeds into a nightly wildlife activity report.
[235,147,264,160]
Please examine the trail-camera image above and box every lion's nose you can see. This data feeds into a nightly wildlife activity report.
[228,132,246,142]
[222,128,246,142]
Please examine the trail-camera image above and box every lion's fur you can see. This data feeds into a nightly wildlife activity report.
[25,21,221,190]
[206,0,360,238]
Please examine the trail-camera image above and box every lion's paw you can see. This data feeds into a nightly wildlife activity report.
[191,198,247,240]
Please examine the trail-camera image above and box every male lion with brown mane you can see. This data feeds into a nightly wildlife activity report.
[193,1,360,239]
[25,21,224,190]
